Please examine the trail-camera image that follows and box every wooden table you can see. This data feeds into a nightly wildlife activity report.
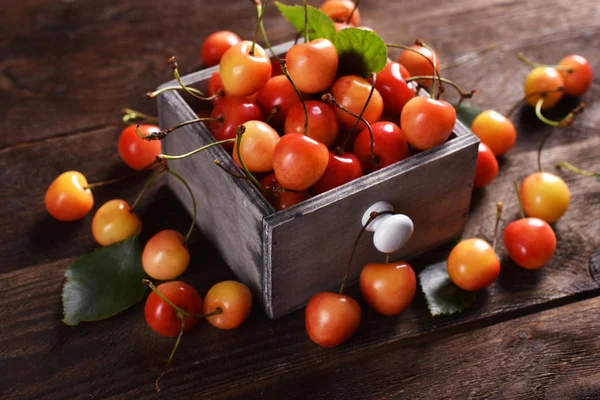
[1,0,599,398]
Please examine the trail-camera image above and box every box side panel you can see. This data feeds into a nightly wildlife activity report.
[266,136,479,318]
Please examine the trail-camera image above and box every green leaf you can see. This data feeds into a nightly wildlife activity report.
[275,2,336,42]
[419,261,477,316]
[333,28,388,78]
[454,101,483,128]
[62,236,146,325]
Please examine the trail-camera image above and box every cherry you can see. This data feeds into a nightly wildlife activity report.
[473,142,499,189]
[558,55,594,96]
[400,97,456,150]
[232,120,280,173]
[256,75,303,128]
[524,67,564,109]
[118,125,162,171]
[144,281,203,337]
[142,230,190,281]
[201,30,241,68]
[447,238,500,291]
[360,261,416,316]
[207,70,226,105]
[91,199,142,246]
[219,41,271,97]
[208,96,263,147]
[286,39,339,94]
[305,292,361,347]
[320,0,361,26]
[397,44,441,88]
[353,121,410,173]
[284,100,339,147]
[45,171,94,221]
[375,62,415,116]
[470,110,517,157]
[203,281,252,330]
[261,174,310,210]
[272,133,329,191]
[504,217,556,269]
[520,172,570,223]
[312,151,363,195]
[331,75,384,130]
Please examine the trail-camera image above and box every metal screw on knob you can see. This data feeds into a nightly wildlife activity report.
[361,201,414,254]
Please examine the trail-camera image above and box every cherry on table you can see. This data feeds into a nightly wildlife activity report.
[284,100,339,147]
[142,230,190,281]
[286,38,339,94]
[504,217,556,269]
[470,110,517,157]
[520,171,570,223]
[201,30,241,68]
[203,280,253,330]
[91,199,142,246]
[524,67,564,109]
[219,40,271,97]
[232,120,280,173]
[558,54,594,96]
[45,171,94,221]
[331,75,384,130]
[311,151,363,195]
[447,238,500,291]
[272,133,329,191]
[473,142,499,188]
[360,261,416,316]
[400,96,456,150]
[353,121,410,173]
[305,292,361,347]
[118,124,162,171]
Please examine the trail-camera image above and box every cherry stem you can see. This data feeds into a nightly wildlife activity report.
[417,40,441,99]
[250,0,268,55]
[158,138,236,160]
[346,0,361,24]
[145,86,213,100]
[85,160,161,189]
[348,72,376,141]
[142,279,224,318]
[441,44,502,70]
[165,167,197,244]
[385,253,390,264]
[235,125,271,196]
[130,165,165,212]
[122,108,159,125]
[137,117,222,141]
[280,59,308,135]
[385,43,438,84]
[214,160,249,179]
[513,180,525,219]
[303,0,309,43]
[254,0,275,57]
[492,202,503,251]
[264,106,279,125]
[505,87,565,119]
[339,211,392,294]
[155,313,184,393]
[405,75,475,100]
[517,53,573,72]
[169,57,217,101]
[537,128,554,173]
[534,97,585,127]
[556,161,599,178]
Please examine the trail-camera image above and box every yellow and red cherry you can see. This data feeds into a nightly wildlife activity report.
[261,174,310,211]
[470,110,517,157]
[473,142,499,189]
[272,133,329,191]
[208,70,226,105]
[447,238,500,291]
[398,44,441,88]
[504,218,556,269]
[284,100,339,147]
[558,55,594,96]
[118,125,162,171]
[142,230,190,281]
[219,41,271,97]
[232,120,280,173]
[524,67,564,109]
[209,96,263,148]
[91,199,142,246]
[144,281,204,337]
[353,121,410,173]
[360,261,416,316]
[201,30,241,68]
[332,75,384,130]
[400,97,456,150]
[203,281,252,330]
[45,171,94,221]
[320,0,360,26]
[286,39,339,94]
[311,151,363,195]
[305,292,361,347]
[375,62,415,116]
[520,172,570,223]
[256,75,303,128]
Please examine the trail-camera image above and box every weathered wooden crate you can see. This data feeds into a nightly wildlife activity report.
[158,41,479,319]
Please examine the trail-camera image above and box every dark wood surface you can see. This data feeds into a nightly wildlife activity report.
[1,0,599,399]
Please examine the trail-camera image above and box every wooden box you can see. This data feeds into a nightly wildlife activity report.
[158,41,479,319]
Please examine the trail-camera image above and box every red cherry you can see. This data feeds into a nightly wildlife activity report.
[312,151,363,195]
[203,280,252,330]
[208,70,226,105]
[284,100,339,147]
[473,142,499,188]
[398,45,441,88]
[201,30,241,68]
[360,261,417,316]
[375,62,415,115]
[45,171,94,221]
[261,174,310,211]
[332,75,384,130]
[353,121,409,173]
[447,238,500,291]
[286,39,339,94]
[208,97,263,148]
[219,41,271,97]
[256,75,303,128]
[305,292,361,347]
[118,125,162,171]
[558,55,594,96]
[144,281,204,337]
[503,217,556,269]
[400,97,456,150]
[272,133,329,191]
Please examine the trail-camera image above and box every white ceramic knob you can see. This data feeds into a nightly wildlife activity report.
[361,201,394,232]
[361,201,414,254]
